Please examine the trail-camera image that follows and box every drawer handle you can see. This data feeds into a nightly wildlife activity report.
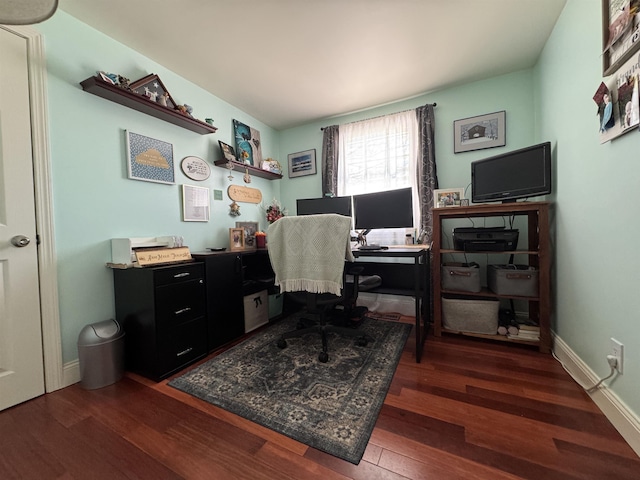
[173,272,191,278]
[176,347,193,357]
[175,307,192,315]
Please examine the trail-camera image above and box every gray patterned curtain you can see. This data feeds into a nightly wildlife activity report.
[416,104,438,245]
[321,125,339,196]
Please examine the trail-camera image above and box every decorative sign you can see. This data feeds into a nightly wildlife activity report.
[181,156,210,181]
[135,247,192,266]
[227,185,262,204]
[126,130,175,184]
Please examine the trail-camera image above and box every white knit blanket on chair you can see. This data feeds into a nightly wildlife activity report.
[267,214,354,296]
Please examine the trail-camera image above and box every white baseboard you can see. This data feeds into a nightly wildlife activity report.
[553,333,640,456]
[62,359,81,388]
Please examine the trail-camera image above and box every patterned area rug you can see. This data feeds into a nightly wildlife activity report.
[169,314,411,464]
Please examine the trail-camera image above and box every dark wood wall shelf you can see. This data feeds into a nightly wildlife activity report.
[80,76,218,135]
[214,159,282,180]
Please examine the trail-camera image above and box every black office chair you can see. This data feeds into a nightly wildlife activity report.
[267,214,370,363]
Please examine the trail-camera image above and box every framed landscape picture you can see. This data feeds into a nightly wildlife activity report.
[287,149,317,178]
[453,111,506,154]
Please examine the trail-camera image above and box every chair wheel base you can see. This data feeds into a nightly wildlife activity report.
[277,338,287,349]
[318,352,329,363]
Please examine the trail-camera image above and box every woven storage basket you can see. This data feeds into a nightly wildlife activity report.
[442,296,499,335]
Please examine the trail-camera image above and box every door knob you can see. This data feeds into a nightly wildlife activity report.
[11,235,30,247]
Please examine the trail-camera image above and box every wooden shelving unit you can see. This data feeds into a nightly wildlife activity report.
[213,159,282,180]
[432,201,552,353]
[80,76,218,135]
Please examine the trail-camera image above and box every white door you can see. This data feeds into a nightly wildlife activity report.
[0,27,45,410]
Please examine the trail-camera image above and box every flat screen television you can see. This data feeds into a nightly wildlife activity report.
[353,187,413,230]
[471,141,552,203]
[296,195,352,217]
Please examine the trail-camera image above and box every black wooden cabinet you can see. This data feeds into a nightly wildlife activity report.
[194,250,276,352]
[113,262,207,381]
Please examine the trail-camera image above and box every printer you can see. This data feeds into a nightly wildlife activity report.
[452,227,519,252]
[110,236,184,267]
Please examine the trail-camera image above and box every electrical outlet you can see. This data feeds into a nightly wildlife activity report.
[610,338,624,374]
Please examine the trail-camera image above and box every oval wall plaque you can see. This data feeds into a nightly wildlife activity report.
[181,156,210,181]
[227,185,263,204]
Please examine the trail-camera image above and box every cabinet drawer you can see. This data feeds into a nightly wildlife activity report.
[157,317,207,378]
[155,279,205,328]
[154,263,204,287]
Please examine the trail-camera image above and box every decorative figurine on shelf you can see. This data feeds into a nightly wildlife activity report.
[175,104,193,117]
[229,201,241,217]
[98,71,118,85]
[205,118,214,126]
[117,75,132,91]
[144,86,158,102]
[157,91,169,107]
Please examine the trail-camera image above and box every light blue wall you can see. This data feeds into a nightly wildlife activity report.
[37,12,281,363]
[279,70,537,216]
[35,3,639,424]
[535,0,639,415]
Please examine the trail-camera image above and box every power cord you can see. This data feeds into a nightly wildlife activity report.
[552,350,619,392]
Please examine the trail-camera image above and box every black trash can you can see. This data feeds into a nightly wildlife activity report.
[77,319,125,390]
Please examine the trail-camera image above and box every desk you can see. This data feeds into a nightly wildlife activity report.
[352,247,430,363]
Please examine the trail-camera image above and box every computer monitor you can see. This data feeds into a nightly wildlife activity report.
[353,187,413,231]
[296,195,352,217]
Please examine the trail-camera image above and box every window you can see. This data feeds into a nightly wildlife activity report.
[338,110,419,244]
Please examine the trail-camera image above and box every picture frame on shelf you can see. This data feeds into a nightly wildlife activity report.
[218,141,237,162]
[129,73,177,109]
[434,188,465,208]
[125,130,175,184]
[453,111,506,153]
[601,0,640,76]
[182,184,210,222]
[287,149,317,178]
[233,119,263,167]
[229,227,245,251]
[236,221,259,248]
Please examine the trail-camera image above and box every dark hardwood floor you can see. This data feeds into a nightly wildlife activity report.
[1,318,638,479]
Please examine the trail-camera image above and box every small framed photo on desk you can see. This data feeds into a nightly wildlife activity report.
[229,227,245,251]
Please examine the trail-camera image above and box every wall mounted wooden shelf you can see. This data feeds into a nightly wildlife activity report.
[80,76,218,135]
[213,159,282,180]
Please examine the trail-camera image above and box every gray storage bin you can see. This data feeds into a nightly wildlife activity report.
[442,296,499,335]
[77,319,125,390]
[488,264,538,297]
[441,263,481,292]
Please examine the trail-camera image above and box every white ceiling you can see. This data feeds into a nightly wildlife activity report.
[59,0,567,130]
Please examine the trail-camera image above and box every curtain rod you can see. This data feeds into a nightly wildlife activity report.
[320,102,436,131]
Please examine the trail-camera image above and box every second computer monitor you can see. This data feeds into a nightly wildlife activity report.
[353,187,413,230]
[296,195,352,217]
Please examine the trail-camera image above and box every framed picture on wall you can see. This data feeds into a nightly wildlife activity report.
[601,0,640,76]
[125,130,175,184]
[182,184,210,222]
[287,149,317,178]
[453,111,506,153]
